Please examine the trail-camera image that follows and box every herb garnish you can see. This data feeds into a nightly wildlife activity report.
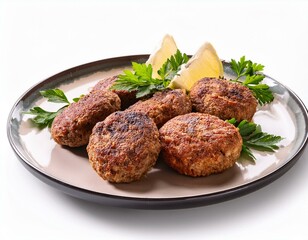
[228,118,283,162]
[112,53,274,105]
[230,56,274,105]
[109,63,168,98]
[157,50,189,81]
[24,89,81,129]
[110,50,189,98]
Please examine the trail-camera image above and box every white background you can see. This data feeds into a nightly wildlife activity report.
[1,0,308,239]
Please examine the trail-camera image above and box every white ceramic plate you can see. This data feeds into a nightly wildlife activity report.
[7,55,308,209]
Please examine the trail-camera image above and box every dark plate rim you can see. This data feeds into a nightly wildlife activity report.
[7,55,308,209]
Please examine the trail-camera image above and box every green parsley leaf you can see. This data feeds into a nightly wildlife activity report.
[227,118,283,162]
[132,62,153,80]
[243,74,265,85]
[158,49,189,81]
[237,119,257,136]
[230,56,247,77]
[72,94,84,103]
[230,56,274,105]
[24,106,66,128]
[24,88,81,129]
[247,84,274,105]
[110,63,168,98]
[241,144,256,161]
[40,89,70,104]
[110,50,189,98]
[245,61,264,76]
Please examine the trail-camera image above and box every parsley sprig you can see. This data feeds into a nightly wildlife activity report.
[113,53,274,105]
[228,118,283,162]
[110,50,189,98]
[24,89,81,128]
[158,50,189,81]
[110,63,168,98]
[230,56,274,105]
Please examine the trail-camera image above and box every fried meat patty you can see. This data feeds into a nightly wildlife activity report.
[159,113,242,177]
[51,90,121,147]
[189,78,257,121]
[126,89,192,128]
[87,111,161,183]
[92,75,137,110]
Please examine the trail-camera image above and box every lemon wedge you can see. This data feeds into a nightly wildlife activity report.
[146,34,178,78]
[169,42,223,91]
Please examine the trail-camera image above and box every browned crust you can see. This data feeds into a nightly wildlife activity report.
[159,113,242,177]
[51,90,121,147]
[189,78,258,121]
[92,75,138,110]
[87,111,161,183]
[126,89,192,128]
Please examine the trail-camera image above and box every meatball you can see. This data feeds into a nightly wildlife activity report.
[92,75,137,110]
[189,78,258,121]
[87,111,161,183]
[51,90,121,147]
[126,89,192,128]
[159,113,242,177]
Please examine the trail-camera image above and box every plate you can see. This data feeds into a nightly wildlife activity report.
[7,55,308,209]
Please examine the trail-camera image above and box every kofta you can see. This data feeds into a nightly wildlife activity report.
[51,90,121,147]
[126,89,192,128]
[189,77,258,121]
[87,111,161,183]
[159,113,242,177]
[92,75,137,110]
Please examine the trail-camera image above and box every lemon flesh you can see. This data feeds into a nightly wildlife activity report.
[146,34,178,78]
[169,42,223,91]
